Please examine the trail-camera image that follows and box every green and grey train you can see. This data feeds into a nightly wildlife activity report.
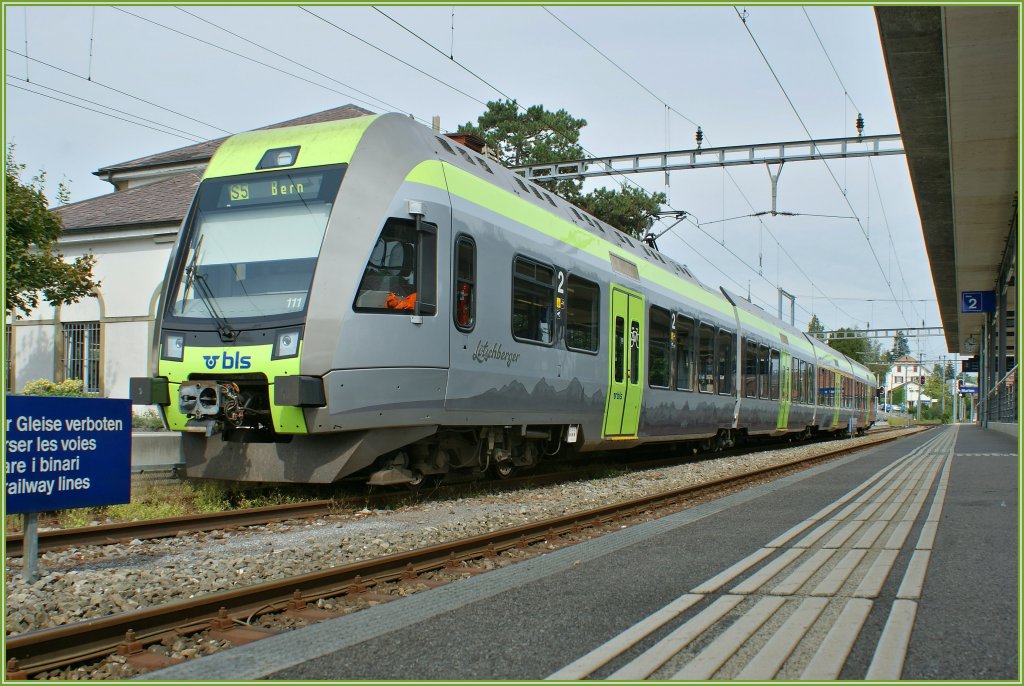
[131,113,877,486]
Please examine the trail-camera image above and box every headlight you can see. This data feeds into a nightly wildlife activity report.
[162,333,184,361]
[274,329,301,359]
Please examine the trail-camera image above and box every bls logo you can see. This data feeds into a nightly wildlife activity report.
[202,352,252,370]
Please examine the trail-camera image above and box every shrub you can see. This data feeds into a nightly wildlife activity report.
[132,408,167,431]
[20,378,96,397]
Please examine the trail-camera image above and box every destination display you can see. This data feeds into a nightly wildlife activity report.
[5,395,131,514]
[218,172,325,208]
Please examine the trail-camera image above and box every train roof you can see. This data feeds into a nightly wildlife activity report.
[205,113,875,388]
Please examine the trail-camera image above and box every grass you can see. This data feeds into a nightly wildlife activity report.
[887,416,945,427]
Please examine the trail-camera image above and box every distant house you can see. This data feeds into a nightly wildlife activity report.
[7,104,372,398]
[882,355,932,406]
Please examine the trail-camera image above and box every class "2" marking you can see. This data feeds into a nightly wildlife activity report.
[202,351,252,370]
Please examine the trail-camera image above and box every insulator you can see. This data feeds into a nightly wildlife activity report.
[856,113,865,137]
[695,126,704,149]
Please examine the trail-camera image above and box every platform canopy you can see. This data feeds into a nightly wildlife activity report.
[876,6,1018,355]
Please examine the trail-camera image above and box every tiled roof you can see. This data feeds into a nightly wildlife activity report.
[55,172,201,231]
[95,104,374,175]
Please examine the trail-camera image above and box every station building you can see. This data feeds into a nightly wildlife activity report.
[6,105,371,400]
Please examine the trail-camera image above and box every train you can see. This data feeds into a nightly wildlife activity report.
[130,113,877,486]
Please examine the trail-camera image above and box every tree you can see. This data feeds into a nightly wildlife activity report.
[923,365,952,422]
[827,328,870,360]
[460,100,586,201]
[5,146,97,318]
[807,314,826,341]
[460,100,665,238]
[827,327,887,384]
[887,330,911,362]
[575,185,667,239]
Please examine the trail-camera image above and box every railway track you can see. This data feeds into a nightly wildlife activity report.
[5,427,903,558]
[5,427,918,679]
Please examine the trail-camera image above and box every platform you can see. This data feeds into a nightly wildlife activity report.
[143,425,1018,681]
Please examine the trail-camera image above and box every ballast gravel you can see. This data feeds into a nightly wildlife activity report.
[5,430,917,644]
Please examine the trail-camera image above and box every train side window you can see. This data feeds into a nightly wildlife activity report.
[798,360,807,403]
[453,236,476,331]
[769,349,781,400]
[566,275,599,353]
[354,218,436,315]
[648,306,671,388]
[697,323,715,393]
[744,339,758,398]
[614,317,625,383]
[807,363,815,404]
[791,357,800,403]
[511,257,555,345]
[717,329,734,396]
[758,344,770,399]
[630,322,640,385]
[675,315,694,391]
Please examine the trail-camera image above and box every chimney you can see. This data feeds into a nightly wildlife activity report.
[445,132,486,154]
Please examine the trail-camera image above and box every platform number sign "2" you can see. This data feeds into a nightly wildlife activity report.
[960,291,995,313]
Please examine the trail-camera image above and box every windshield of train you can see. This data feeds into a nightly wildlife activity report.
[169,165,345,323]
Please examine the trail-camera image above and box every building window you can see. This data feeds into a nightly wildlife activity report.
[453,236,476,331]
[566,275,599,353]
[511,257,554,345]
[648,306,671,388]
[63,321,101,393]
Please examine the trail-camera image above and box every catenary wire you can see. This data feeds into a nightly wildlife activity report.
[544,8,701,130]
[544,9,860,326]
[802,8,861,115]
[6,48,231,136]
[299,7,490,109]
[7,81,204,142]
[7,73,210,142]
[735,6,912,327]
[373,7,519,104]
[799,9,925,326]
[360,5,701,241]
[113,7,434,128]
[174,7,417,119]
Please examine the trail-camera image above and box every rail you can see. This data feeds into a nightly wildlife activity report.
[4,429,919,677]
[982,365,1017,424]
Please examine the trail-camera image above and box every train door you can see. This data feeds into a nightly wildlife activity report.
[603,286,644,438]
[777,350,792,430]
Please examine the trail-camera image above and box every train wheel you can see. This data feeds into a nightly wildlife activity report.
[405,471,426,491]
[492,460,516,479]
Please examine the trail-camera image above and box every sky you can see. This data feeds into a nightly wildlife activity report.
[4,4,951,367]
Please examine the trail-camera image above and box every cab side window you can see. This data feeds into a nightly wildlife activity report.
[354,218,436,314]
[454,236,475,331]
